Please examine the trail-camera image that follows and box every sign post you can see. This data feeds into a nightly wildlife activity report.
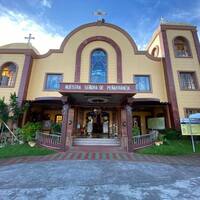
[189,118,196,152]
[181,113,200,153]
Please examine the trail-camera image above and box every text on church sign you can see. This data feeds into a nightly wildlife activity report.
[59,83,135,94]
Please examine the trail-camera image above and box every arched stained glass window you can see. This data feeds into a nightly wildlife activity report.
[173,36,191,57]
[0,62,17,87]
[90,49,107,83]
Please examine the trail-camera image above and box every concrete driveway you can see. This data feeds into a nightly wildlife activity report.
[0,160,200,200]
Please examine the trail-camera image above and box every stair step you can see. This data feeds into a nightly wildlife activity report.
[69,146,125,152]
[73,138,121,146]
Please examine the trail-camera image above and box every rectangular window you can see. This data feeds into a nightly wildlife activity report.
[179,72,198,90]
[134,75,151,92]
[185,108,200,117]
[45,74,63,90]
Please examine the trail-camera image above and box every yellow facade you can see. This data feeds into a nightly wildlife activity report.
[147,33,163,58]
[25,24,167,103]
[166,29,200,118]
[0,54,25,102]
[0,21,200,128]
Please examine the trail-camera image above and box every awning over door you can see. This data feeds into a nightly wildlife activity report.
[59,83,136,106]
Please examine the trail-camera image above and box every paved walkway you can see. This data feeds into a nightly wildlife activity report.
[0,160,200,199]
[0,150,200,167]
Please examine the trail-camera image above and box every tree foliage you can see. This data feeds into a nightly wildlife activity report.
[0,97,9,123]
[19,122,42,142]
[132,126,140,136]
[9,93,29,123]
[0,93,29,125]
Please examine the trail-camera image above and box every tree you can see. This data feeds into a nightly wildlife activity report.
[0,94,28,146]
[0,97,9,144]
[0,97,9,123]
[9,92,29,126]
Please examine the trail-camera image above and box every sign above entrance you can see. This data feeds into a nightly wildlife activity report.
[59,83,136,94]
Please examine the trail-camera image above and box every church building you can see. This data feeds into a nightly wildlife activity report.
[0,20,200,151]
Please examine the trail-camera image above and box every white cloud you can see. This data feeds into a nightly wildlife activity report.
[0,6,64,54]
[137,44,147,50]
[171,8,200,21]
[41,0,52,8]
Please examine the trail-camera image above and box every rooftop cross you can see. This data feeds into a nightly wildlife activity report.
[160,17,166,24]
[24,33,35,44]
[94,10,106,22]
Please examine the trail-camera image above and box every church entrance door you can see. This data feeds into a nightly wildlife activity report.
[74,107,119,139]
[86,109,110,138]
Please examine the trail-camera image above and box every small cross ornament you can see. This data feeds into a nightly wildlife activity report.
[94,10,106,21]
[24,33,35,44]
[160,17,165,24]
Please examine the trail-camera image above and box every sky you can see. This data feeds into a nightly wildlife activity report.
[0,0,200,54]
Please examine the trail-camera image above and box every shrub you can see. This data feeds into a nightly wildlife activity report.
[9,93,29,124]
[132,126,140,137]
[51,123,61,134]
[0,97,9,123]
[157,134,170,145]
[20,122,42,142]
[160,128,181,140]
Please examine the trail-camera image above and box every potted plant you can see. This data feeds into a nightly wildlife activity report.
[155,134,165,146]
[20,122,42,147]
[132,126,140,137]
[51,123,61,134]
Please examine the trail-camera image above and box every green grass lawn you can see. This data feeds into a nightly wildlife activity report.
[136,140,200,156]
[0,144,56,159]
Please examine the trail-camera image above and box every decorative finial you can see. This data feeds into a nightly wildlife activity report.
[24,33,35,44]
[94,10,106,22]
[160,17,165,24]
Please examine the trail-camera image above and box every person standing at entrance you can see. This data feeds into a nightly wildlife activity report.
[87,116,93,137]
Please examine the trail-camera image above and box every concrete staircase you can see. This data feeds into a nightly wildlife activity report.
[73,138,121,147]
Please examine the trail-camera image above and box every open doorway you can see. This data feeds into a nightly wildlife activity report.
[85,109,110,138]
[74,107,119,139]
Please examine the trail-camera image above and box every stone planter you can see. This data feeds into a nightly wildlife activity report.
[28,141,36,147]
[155,141,163,146]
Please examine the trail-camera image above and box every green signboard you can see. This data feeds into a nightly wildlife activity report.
[181,118,200,136]
[181,115,200,153]
[147,117,165,130]
[181,124,200,135]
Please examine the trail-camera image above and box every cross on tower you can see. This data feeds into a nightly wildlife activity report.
[160,17,165,24]
[94,10,106,21]
[24,33,35,44]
